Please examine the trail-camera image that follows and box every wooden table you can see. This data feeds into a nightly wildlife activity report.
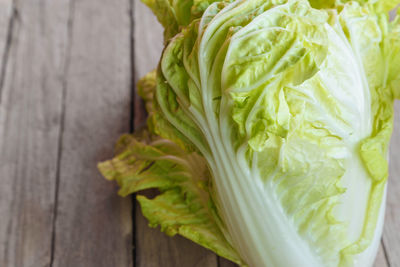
[0,1,398,266]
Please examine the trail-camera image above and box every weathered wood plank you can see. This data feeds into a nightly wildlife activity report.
[389,5,398,21]
[0,0,12,47]
[51,0,133,266]
[133,1,218,266]
[0,0,13,57]
[0,0,70,266]
[219,257,238,267]
[0,0,13,90]
[383,101,400,267]
[132,0,163,127]
[374,242,389,267]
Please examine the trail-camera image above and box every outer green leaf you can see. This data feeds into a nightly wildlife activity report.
[137,68,207,153]
[336,5,395,264]
[308,0,336,9]
[137,70,157,116]
[387,15,400,99]
[98,131,242,265]
[141,0,221,40]
[309,0,399,13]
[222,2,328,150]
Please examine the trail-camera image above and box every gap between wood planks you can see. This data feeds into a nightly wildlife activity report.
[0,0,17,104]
[381,240,391,267]
[49,0,76,266]
[129,0,137,266]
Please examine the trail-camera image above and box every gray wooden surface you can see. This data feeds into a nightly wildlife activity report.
[0,0,398,266]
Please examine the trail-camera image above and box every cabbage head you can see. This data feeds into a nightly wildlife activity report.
[99,1,400,266]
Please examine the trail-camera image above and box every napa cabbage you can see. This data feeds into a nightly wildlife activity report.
[99,0,400,266]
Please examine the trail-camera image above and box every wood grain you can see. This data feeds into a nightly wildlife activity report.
[0,0,13,90]
[132,1,218,266]
[0,0,69,266]
[132,0,163,127]
[383,101,400,267]
[50,0,133,266]
[219,257,238,267]
[374,242,389,267]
